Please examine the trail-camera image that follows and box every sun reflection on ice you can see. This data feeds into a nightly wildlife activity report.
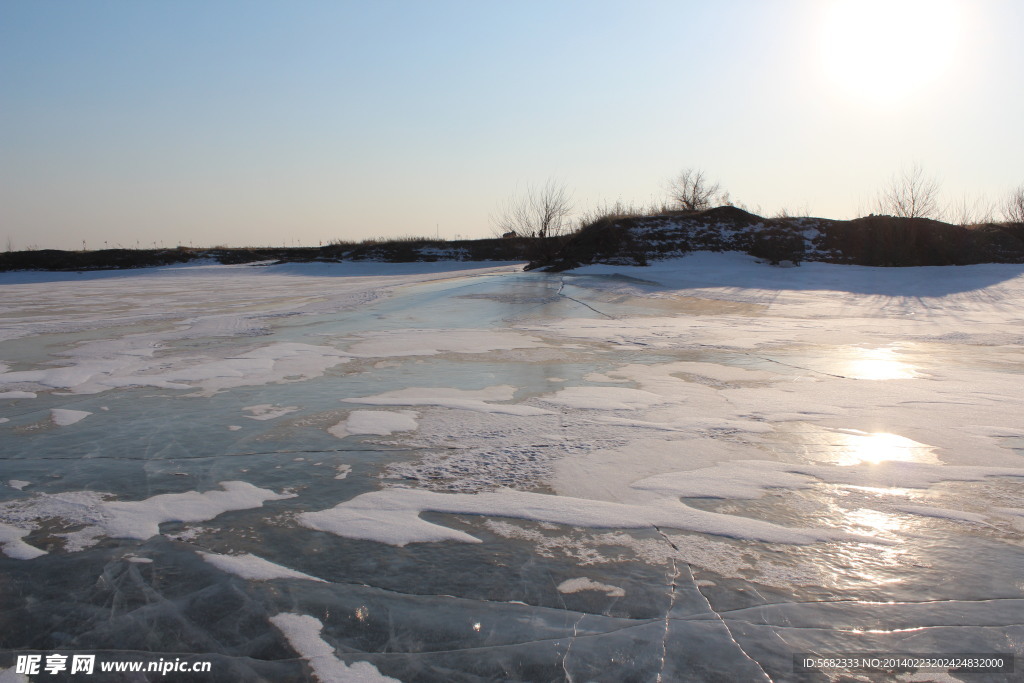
[817,493,926,588]
[846,507,903,534]
[831,430,940,467]
[841,346,918,380]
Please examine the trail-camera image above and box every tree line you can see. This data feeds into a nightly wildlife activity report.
[493,167,1024,241]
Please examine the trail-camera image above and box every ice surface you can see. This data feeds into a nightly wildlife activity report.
[344,328,547,357]
[2,256,1022,681]
[243,403,300,420]
[0,667,28,683]
[891,504,993,525]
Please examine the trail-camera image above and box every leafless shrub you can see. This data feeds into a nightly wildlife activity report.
[773,204,811,219]
[666,168,726,212]
[875,164,943,219]
[575,199,671,230]
[1002,184,1024,224]
[358,234,442,246]
[948,194,995,226]
[492,179,574,238]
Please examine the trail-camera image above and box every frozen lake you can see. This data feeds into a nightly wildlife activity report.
[1,253,1022,682]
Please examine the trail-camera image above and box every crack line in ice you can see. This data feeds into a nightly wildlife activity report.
[561,612,584,683]
[659,528,770,679]
[653,527,681,683]
[653,525,772,682]
[722,622,1022,633]
[557,278,617,319]
[707,597,1024,614]
[743,353,854,379]
[545,567,587,683]
[341,606,884,660]
[335,620,673,657]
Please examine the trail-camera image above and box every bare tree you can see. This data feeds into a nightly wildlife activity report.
[666,168,724,212]
[947,194,995,226]
[1002,184,1024,223]
[875,164,942,219]
[493,179,573,239]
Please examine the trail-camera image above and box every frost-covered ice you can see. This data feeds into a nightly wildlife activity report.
[1,255,1023,681]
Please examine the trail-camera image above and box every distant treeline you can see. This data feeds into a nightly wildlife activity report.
[529,207,1024,271]
[3,209,1024,272]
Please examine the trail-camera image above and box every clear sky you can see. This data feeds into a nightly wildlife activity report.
[2,0,1022,250]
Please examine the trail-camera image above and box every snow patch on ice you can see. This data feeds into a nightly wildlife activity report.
[342,386,553,416]
[0,522,47,560]
[557,577,625,597]
[8,480,29,491]
[270,613,400,683]
[302,459,1024,548]
[0,342,350,396]
[51,408,91,426]
[299,486,863,548]
[540,386,670,411]
[199,551,326,582]
[328,410,419,439]
[0,482,294,551]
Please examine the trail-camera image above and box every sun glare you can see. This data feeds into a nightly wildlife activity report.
[833,430,940,467]
[842,346,918,380]
[819,0,961,107]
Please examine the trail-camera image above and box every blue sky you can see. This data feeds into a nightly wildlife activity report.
[2,0,1022,250]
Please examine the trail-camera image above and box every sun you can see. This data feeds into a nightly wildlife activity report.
[818,0,961,107]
